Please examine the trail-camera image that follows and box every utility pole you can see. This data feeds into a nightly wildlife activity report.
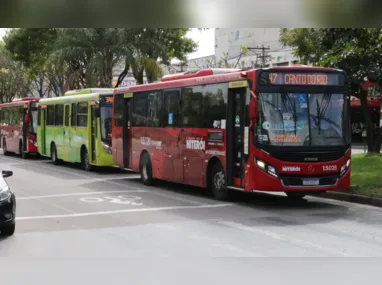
[248,45,271,67]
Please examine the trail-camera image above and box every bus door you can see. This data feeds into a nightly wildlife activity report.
[226,82,248,188]
[22,104,28,153]
[63,104,70,161]
[90,103,97,164]
[40,106,47,155]
[122,94,132,169]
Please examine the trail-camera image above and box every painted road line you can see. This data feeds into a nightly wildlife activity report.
[1,155,211,206]
[16,203,233,221]
[17,190,148,200]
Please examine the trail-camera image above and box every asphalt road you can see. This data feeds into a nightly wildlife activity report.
[0,149,382,259]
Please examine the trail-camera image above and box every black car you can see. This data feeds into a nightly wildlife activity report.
[0,170,15,237]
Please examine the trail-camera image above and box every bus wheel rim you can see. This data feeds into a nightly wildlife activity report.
[214,171,225,191]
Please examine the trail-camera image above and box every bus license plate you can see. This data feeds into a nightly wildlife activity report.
[302,178,320,186]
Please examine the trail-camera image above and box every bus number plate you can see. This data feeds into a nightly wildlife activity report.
[302,178,320,186]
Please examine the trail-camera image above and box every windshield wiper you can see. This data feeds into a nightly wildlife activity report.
[316,94,332,134]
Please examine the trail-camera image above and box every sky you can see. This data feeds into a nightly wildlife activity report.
[0,28,215,59]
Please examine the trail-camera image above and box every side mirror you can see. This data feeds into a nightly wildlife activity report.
[94,108,100,118]
[2,170,13,178]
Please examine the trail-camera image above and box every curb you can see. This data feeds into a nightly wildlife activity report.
[309,191,382,207]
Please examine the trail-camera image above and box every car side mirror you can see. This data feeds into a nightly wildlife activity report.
[2,170,13,178]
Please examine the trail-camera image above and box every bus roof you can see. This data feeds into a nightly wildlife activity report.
[64,88,114,96]
[114,66,343,94]
[0,97,39,108]
[39,92,113,105]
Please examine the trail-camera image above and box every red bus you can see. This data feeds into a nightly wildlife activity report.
[0,98,39,158]
[112,67,351,200]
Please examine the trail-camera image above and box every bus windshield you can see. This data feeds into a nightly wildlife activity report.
[29,108,38,134]
[100,105,112,141]
[256,92,350,146]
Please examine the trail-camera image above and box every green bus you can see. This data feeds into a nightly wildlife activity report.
[37,88,114,171]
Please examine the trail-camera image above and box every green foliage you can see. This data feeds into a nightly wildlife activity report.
[280,28,382,92]
[0,43,31,102]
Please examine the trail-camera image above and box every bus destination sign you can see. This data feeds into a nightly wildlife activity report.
[259,71,345,86]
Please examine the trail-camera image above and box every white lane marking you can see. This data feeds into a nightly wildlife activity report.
[17,190,147,200]
[0,155,209,206]
[16,203,233,220]
[219,221,347,256]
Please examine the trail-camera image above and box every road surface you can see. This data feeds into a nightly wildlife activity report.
[0,150,382,259]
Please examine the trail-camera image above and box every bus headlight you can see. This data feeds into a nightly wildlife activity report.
[101,142,112,154]
[255,158,278,178]
[341,159,351,176]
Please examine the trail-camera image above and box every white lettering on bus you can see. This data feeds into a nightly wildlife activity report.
[282,166,301,172]
[140,137,162,148]
[205,150,225,156]
[186,138,205,150]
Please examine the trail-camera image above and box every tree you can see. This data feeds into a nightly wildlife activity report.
[0,42,31,103]
[280,28,382,153]
[115,28,198,87]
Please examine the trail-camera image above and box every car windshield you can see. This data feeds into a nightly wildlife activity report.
[256,92,350,146]
[100,105,112,141]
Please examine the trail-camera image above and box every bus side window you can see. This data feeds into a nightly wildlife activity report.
[71,103,77,127]
[147,91,162,127]
[77,102,88,127]
[163,90,180,127]
[132,91,149,127]
[181,86,203,128]
[37,106,41,126]
[64,105,70,127]
[55,105,63,126]
[47,105,55,126]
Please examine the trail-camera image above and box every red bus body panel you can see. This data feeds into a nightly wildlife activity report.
[112,67,351,194]
[0,98,39,154]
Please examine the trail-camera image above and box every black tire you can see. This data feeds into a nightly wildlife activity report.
[1,223,15,237]
[210,163,231,201]
[19,141,27,159]
[2,139,9,156]
[81,148,93,171]
[51,143,61,165]
[140,153,154,186]
[286,192,306,199]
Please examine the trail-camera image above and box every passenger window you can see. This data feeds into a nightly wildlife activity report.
[203,83,228,128]
[132,92,148,127]
[147,91,162,127]
[64,105,70,127]
[163,90,180,127]
[47,105,55,126]
[77,102,88,127]
[181,86,204,128]
[55,105,63,126]
[114,94,124,127]
[71,103,77,127]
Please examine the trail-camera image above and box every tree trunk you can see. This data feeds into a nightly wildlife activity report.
[359,90,382,153]
[115,65,128,88]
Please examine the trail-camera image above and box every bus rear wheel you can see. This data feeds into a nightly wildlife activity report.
[2,139,9,156]
[81,148,93,172]
[51,143,61,165]
[210,163,230,201]
[140,153,154,186]
[19,141,27,159]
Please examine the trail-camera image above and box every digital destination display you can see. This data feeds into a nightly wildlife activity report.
[259,71,345,86]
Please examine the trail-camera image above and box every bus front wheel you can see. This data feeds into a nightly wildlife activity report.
[140,153,154,186]
[210,163,230,201]
[51,143,61,165]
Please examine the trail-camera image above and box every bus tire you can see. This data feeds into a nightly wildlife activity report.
[81,147,93,172]
[210,163,230,201]
[51,143,61,165]
[2,139,9,156]
[140,152,154,186]
[1,223,15,237]
[19,140,27,159]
